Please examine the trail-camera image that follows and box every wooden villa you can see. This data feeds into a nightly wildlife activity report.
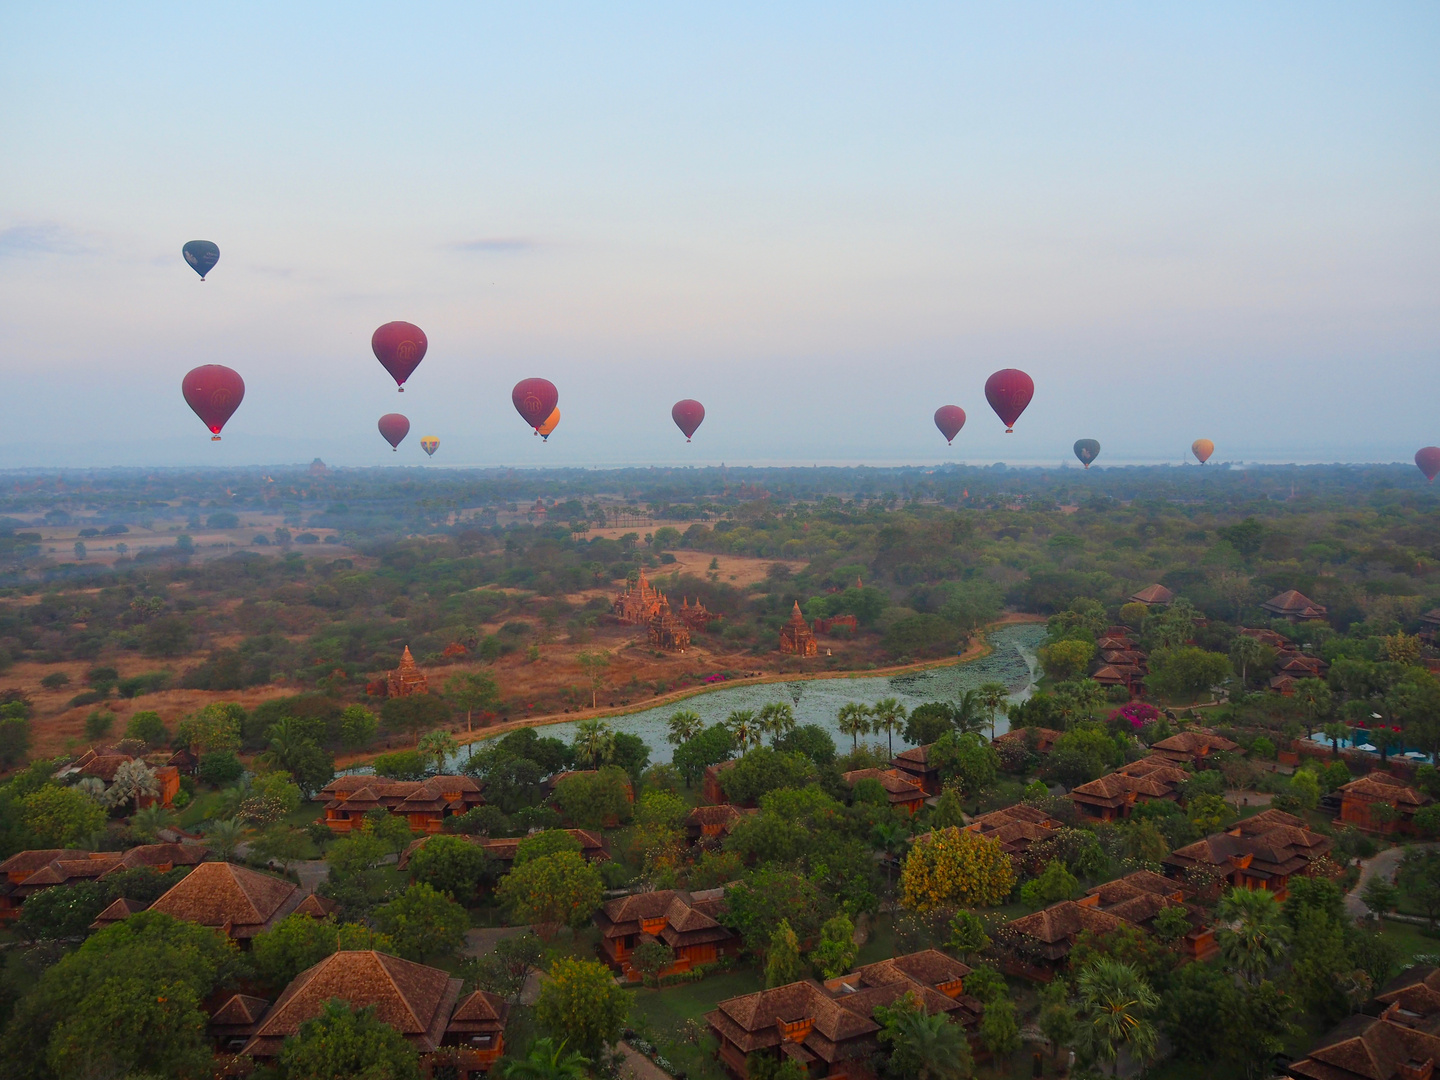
[594,888,741,981]
[1149,729,1239,769]
[1163,808,1334,900]
[145,860,302,941]
[706,950,981,1080]
[841,768,927,815]
[318,774,485,833]
[963,803,1060,871]
[1262,590,1329,622]
[1335,772,1432,835]
[890,744,944,795]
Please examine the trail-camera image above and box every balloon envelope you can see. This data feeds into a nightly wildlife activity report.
[672,399,705,441]
[378,413,410,451]
[1192,438,1214,464]
[1417,447,1440,482]
[182,365,244,439]
[371,322,428,391]
[512,379,559,430]
[537,408,561,441]
[420,436,439,457]
[1073,439,1101,468]
[984,369,1034,431]
[934,406,966,444]
[182,241,220,280]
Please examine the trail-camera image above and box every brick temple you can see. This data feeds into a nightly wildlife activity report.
[386,646,430,697]
[778,601,817,656]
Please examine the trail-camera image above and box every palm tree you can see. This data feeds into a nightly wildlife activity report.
[951,690,987,737]
[837,702,872,749]
[260,716,314,774]
[501,1038,590,1080]
[417,730,459,774]
[882,1004,972,1080]
[758,702,796,746]
[206,817,245,862]
[106,758,160,815]
[1075,958,1160,1077]
[1321,721,1351,757]
[725,710,761,754]
[872,698,907,757]
[976,681,1010,741]
[666,709,703,746]
[1293,678,1333,738]
[1215,886,1290,983]
[572,719,614,769]
[129,804,175,842]
[872,821,907,895]
[1229,635,1266,691]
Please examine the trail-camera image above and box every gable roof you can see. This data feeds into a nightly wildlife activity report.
[1263,590,1328,618]
[842,769,926,803]
[447,990,508,1035]
[1006,900,1133,946]
[89,896,148,929]
[1339,773,1431,809]
[148,861,300,937]
[1288,1013,1440,1080]
[293,893,339,919]
[212,993,272,1027]
[244,951,462,1056]
[1129,584,1175,605]
[0,849,86,876]
[1150,729,1240,756]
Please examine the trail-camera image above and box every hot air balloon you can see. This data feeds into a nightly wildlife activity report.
[1192,439,1214,465]
[672,400,705,442]
[371,322,428,391]
[1417,447,1440,482]
[378,413,410,451]
[182,241,220,281]
[181,365,245,440]
[512,379,559,432]
[537,408,561,442]
[984,369,1034,432]
[1073,439,1101,468]
[421,437,439,457]
[934,406,966,445]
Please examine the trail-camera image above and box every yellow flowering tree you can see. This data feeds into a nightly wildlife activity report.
[899,826,1015,911]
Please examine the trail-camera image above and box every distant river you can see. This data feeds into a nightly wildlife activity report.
[442,622,1045,769]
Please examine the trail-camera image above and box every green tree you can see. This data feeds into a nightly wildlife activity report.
[252,825,308,874]
[408,834,494,901]
[105,758,160,814]
[725,709,762,754]
[467,932,547,1005]
[176,701,244,754]
[979,994,1020,1059]
[946,910,991,962]
[723,868,833,954]
[1292,679,1334,737]
[1289,769,1322,810]
[444,671,501,734]
[765,919,804,987]
[1215,886,1290,982]
[872,698,908,756]
[1153,904,1192,943]
[23,784,106,847]
[416,730,459,774]
[278,998,421,1080]
[124,710,168,747]
[551,766,632,827]
[1040,638,1095,681]
[1398,848,1440,928]
[1020,859,1079,910]
[571,718,615,769]
[977,681,1011,741]
[339,704,380,750]
[758,701,797,746]
[1229,635,1269,690]
[372,882,468,964]
[495,851,605,936]
[576,651,610,709]
[381,694,451,745]
[718,747,817,805]
[1146,646,1232,702]
[809,912,858,979]
[837,702,873,749]
[928,731,999,796]
[874,991,974,1080]
[666,709,703,746]
[1037,979,1077,1063]
[533,957,628,1059]
[671,723,735,786]
[499,1037,590,1080]
[1075,958,1160,1077]
[515,829,584,865]
[630,939,675,988]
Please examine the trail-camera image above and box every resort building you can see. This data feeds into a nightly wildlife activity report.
[1163,808,1334,900]
[707,950,981,1080]
[1128,584,1175,606]
[841,768,927,815]
[1149,729,1239,769]
[890,744,944,795]
[1262,590,1329,622]
[0,842,208,921]
[594,888,741,980]
[145,860,302,941]
[685,804,755,846]
[1335,772,1432,835]
[318,774,485,833]
[962,803,1060,870]
[1068,757,1188,822]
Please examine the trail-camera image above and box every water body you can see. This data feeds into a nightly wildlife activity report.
[444,622,1046,769]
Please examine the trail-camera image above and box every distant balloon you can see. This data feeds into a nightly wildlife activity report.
[371,322,428,391]
[984,369,1034,432]
[512,378,559,432]
[182,241,220,281]
[672,400,705,441]
[181,365,244,441]
[537,408,561,441]
[1073,439,1101,468]
[378,413,410,451]
[1192,438,1214,464]
[934,406,966,445]
[1417,447,1440,482]
[421,436,439,457]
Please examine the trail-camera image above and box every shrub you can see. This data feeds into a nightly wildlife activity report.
[198,750,245,786]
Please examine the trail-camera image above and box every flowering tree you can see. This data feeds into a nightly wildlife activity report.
[900,826,1015,911]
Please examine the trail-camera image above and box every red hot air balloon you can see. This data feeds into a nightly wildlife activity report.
[934,406,966,445]
[378,413,410,451]
[371,322,428,391]
[182,365,245,441]
[512,379,559,432]
[1417,448,1440,482]
[984,369,1034,433]
[672,400,705,441]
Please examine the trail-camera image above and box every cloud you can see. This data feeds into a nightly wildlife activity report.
[449,237,539,253]
[0,223,94,257]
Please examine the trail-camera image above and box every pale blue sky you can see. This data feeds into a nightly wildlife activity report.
[1,4,1436,468]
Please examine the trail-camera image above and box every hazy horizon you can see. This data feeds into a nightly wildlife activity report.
[3,4,1437,469]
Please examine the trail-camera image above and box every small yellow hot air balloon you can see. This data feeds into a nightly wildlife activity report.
[537,407,560,442]
[420,436,439,457]
[1192,438,1214,464]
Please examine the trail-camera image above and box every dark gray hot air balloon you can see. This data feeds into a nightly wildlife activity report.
[1073,439,1101,469]
[182,241,220,281]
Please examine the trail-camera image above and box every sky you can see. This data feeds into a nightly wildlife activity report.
[1,3,1437,470]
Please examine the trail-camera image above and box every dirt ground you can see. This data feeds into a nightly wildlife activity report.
[27,511,346,568]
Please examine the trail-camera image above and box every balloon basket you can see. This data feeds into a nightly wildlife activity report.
[210,435,221,442]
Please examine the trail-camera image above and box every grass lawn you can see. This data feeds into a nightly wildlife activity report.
[628,966,766,1080]
[1377,917,1440,964]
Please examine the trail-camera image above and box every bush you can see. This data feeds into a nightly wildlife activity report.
[125,710,168,748]
[198,751,245,786]
[371,749,428,781]
[40,672,71,691]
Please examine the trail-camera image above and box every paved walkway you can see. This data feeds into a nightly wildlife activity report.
[617,1042,675,1080]
[1346,844,1426,920]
